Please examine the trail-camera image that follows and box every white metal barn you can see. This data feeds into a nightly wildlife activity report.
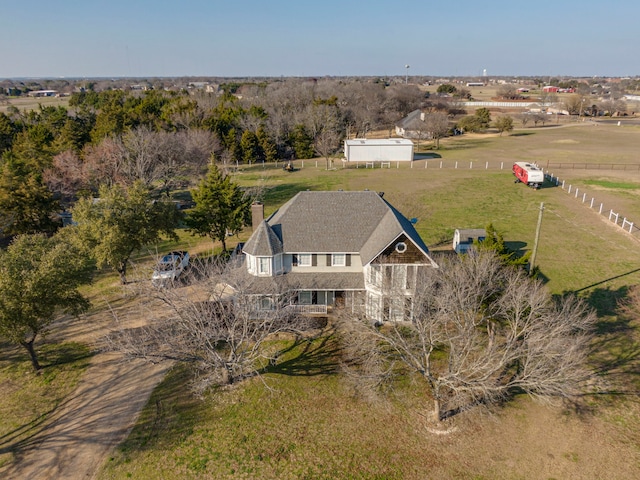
[344,139,414,163]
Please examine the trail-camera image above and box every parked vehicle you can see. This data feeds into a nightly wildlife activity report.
[513,162,544,189]
[152,251,190,286]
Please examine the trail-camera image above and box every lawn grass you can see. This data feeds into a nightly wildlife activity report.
[0,342,91,468]
[99,331,640,480]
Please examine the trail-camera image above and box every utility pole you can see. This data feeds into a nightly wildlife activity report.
[529,202,544,276]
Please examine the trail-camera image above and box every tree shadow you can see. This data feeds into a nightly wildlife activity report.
[573,268,640,295]
[266,330,341,377]
[582,286,640,392]
[414,153,441,160]
[509,132,535,137]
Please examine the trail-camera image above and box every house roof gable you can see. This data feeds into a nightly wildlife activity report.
[249,191,433,265]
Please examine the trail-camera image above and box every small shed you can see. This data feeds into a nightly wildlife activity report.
[344,139,414,163]
[453,228,487,254]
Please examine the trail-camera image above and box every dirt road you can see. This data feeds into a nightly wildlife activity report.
[0,290,173,480]
[0,352,170,480]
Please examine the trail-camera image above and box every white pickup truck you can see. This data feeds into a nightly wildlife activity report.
[152,251,190,286]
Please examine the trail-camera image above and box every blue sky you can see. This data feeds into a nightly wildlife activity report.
[1,0,638,78]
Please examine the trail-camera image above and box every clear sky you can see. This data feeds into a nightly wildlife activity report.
[1,0,638,78]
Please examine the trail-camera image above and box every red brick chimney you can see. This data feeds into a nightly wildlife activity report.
[251,202,264,231]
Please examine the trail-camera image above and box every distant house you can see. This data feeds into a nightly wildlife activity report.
[395,109,427,138]
[241,191,438,322]
[343,139,414,164]
[542,86,559,93]
[453,228,487,254]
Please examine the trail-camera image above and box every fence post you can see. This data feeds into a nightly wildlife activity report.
[455,161,458,169]
[501,161,504,170]
[470,161,473,169]
[582,193,587,203]
[599,203,603,214]
[486,161,489,169]
[568,185,572,194]
[440,161,442,169]
[630,222,634,233]
[590,198,594,208]
[562,180,565,189]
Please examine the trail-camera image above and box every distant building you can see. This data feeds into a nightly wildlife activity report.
[27,90,57,97]
[343,138,414,164]
[453,228,487,254]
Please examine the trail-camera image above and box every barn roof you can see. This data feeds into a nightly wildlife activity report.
[344,138,414,147]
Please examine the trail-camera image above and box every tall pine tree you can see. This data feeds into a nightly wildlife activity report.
[186,163,251,252]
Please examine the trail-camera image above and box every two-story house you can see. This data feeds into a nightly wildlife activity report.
[242,190,438,322]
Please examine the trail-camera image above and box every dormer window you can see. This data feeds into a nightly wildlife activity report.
[332,253,346,267]
[299,253,312,266]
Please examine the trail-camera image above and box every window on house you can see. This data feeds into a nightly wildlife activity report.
[274,254,283,274]
[259,297,274,310]
[258,257,270,275]
[298,253,312,266]
[298,291,313,304]
[332,253,346,267]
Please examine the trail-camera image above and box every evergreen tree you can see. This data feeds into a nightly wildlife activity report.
[186,163,251,252]
[256,125,278,163]
[240,130,260,164]
[0,153,60,236]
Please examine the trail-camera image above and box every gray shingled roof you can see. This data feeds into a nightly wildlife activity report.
[246,191,430,265]
[243,220,283,256]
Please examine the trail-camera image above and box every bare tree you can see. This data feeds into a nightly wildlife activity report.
[105,260,314,393]
[340,251,595,423]
[424,112,450,149]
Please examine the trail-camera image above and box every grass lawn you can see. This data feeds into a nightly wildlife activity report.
[96,123,640,479]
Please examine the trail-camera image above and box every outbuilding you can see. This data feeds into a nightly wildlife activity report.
[343,139,414,165]
[453,228,487,254]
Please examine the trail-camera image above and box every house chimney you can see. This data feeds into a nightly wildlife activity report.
[251,202,264,231]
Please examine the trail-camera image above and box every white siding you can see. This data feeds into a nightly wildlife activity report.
[344,139,414,162]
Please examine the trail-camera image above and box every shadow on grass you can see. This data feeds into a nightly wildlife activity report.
[39,342,93,370]
[116,364,203,455]
[414,153,442,160]
[583,286,640,393]
[266,331,341,377]
[0,342,92,460]
[573,268,640,295]
[510,132,535,137]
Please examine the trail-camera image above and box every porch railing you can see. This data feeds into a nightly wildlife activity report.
[284,304,328,314]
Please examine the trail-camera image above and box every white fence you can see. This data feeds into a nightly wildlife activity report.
[546,172,640,239]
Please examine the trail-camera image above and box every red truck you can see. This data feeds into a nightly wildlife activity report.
[513,162,544,189]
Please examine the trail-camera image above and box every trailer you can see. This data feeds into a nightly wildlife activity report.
[513,162,544,189]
